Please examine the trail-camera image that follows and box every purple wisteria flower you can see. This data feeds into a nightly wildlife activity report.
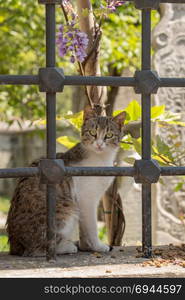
[62,0,71,4]
[56,23,89,63]
[106,1,125,11]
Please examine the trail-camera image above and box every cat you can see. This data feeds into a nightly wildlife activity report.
[6,105,126,256]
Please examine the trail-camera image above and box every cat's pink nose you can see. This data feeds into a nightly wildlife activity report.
[96,141,103,149]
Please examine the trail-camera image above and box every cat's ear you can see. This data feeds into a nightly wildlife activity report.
[112,111,127,128]
[83,105,97,122]
[123,121,141,139]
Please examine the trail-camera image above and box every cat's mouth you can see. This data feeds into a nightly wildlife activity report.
[93,146,105,153]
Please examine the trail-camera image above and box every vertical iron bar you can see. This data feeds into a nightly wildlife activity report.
[141,9,152,258]
[45,4,57,261]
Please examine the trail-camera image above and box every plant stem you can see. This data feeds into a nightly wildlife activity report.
[60,4,69,24]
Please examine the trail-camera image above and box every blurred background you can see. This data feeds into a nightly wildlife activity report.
[0,1,185,251]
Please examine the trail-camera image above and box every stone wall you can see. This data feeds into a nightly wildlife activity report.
[0,127,46,197]
[116,5,185,245]
[153,4,185,244]
[0,123,68,197]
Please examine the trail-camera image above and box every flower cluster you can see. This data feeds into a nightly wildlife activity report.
[62,0,76,19]
[57,23,89,63]
[57,0,125,63]
[101,0,125,12]
[106,1,125,11]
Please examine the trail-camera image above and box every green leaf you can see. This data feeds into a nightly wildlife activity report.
[120,142,133,151]
[163,121,185,127]
[152,145,159,155]
[124,100,141,121]
[156,135,173,160]
[63,111,83,131]
[115,102,165,124]
[120,135,134,150]
[159,178,165,185]
[174,182,184,192]
[57,136,79,149]
[122,156,135,165]
[152,154,172,166]
[0,195,10,213]
[0,235,9,252]
[131,137,141,155]
[151,105,165,119]
[113,109,124,117]
[162,111,180,121]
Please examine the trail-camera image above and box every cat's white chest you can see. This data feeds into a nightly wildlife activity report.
[73,176,113,203]
[72,151,116,203]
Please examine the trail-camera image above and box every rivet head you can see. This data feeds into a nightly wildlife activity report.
[134,159,161,184]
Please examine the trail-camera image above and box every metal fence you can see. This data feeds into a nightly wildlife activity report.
[1,0,185,261]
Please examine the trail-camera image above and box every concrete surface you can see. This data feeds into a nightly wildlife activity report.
[0,246,185,278]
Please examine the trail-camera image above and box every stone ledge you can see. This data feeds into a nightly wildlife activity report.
[0,246,185,278]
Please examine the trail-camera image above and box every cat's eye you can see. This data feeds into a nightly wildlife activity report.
[89,129,97,137]
[105,132,113,139]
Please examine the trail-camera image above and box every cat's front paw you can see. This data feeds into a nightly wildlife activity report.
[79,240,112,253]
[57,240,78,255]
[92,242,112,253]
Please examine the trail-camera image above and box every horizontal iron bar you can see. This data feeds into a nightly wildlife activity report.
[0,75,135,87]
[161,166,185,176]
[160,78,185,87]
[64,76,135,86]
[0,166,135,178]
[65,166,135,177]
[1,75,185,88]
[1,165,185,179]
[0,75,39,85]
[0,167,40,178]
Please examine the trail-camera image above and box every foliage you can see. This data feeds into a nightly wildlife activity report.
[0,0,73,122]
[0,235,9,252]
[61,110,84,131]
[0,1,45,121]
[119,102,185,167]
[0,1,160,121]
[57,100,185,169]
[56,99,185,192]
[0,196,10,214]
[97,1,159,74]
[58,1,159,73]
[57,135,79,149]
[98,225,107,243]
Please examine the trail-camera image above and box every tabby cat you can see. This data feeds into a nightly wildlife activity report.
[7,105,126,256]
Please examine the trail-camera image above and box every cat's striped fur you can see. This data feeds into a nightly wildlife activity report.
[7,106,126,256]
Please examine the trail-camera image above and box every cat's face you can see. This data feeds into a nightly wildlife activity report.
[81,106,126,154]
